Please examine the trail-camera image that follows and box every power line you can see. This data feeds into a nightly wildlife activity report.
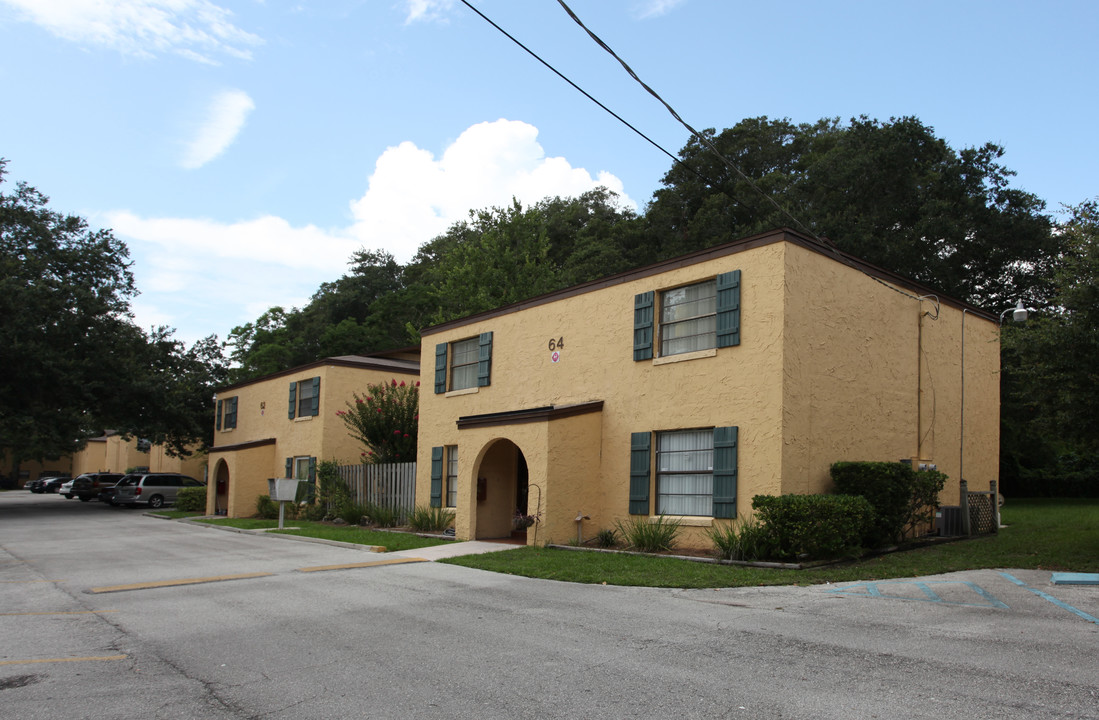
[455,0,710,187]
[554,0,818,240]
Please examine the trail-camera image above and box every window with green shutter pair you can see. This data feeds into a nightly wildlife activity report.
[216,396,238,430]
[634,270,740,360]
[630,426,738,518]
[288,377,320,419]
[435,333,493,393]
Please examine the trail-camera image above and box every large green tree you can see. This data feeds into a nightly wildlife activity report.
[0,162,225,472]
[646,116,1059,311]
[1000,199,1099,494]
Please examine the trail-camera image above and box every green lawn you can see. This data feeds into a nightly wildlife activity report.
[194,517,452,552]
[442,498,1099,588]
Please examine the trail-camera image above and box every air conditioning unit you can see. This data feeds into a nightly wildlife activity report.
[937,506,964,537]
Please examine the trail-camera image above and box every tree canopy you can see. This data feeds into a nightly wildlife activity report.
[0,161,225,467]
[645,116,1059,312]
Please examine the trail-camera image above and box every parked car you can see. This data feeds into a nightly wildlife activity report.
[39,475,73,494]
[27,473,69,493]
[70,473,125,502]
[109,473,205,509]
[59,479,76,497]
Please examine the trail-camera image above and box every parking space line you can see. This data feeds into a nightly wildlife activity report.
[999,572,1099,624]
[0,655,128,666]
[0,610,118,616]
[296,558,429,573]
[826,580,1009,609]
[90,572,274,594]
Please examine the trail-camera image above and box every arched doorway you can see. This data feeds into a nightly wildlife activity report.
[474,439,529,540]
[214,460,230,516]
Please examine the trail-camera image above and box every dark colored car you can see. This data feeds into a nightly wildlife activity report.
[28,474,71,493]
[41,476,73,493]
[109,473,205,509]
[70,473,125,502]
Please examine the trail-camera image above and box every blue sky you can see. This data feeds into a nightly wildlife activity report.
[2,0,1096,346]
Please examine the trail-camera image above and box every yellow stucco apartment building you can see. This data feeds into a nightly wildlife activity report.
[416,228,1000,550]
[206,353,419,517]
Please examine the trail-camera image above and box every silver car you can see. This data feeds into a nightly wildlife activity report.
[110,473,205,509]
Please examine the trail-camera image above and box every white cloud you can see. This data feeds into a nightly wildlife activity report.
[181,89,255,169]
[348,119,635,262]
[109,118,633,342]
[0,0,262,63]
[404,0,453,24]
[634,0,687,20]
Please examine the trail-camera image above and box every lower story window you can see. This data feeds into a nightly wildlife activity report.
[445,446,458,508]
[656,429,713,516]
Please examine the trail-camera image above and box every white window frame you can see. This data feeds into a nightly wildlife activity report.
[655,428,714,517]
[445,445,458,508]
[659,279,717,357]
[449,337,479,391]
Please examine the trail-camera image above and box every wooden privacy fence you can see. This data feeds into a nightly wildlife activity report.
[337,462,416,512]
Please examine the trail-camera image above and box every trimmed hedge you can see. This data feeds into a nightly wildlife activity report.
[174,486,207,512]
[831,461,946,545]
[751,493,874,561]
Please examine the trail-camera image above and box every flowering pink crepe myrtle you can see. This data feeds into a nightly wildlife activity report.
[339,378,419,465]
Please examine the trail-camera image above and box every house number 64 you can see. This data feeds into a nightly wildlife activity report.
[547,337,565,351]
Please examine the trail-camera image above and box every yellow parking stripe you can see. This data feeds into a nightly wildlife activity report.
[0,610,118,616]
[90,572,273,594]
[0,655,127,666]
[297,558,428,573]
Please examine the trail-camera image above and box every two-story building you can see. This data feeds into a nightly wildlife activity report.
[73,431,206,478]
[206,352,419,517]
[415,228,1001,549]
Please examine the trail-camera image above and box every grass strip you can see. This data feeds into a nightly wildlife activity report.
[443,499,1099,588]
[195,518,452,552]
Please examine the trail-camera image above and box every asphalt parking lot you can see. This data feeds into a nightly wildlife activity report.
[2,491,1096,719]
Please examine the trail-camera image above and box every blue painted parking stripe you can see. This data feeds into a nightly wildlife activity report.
[827,581,1008,608]
[999,572,1099,624]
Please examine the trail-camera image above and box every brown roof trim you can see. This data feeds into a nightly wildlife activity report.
[421,228,997,336]
[457,401,604,429]
[216,355,420,394]
[209,438,277,453]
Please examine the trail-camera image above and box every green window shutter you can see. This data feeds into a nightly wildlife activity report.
[434,343,448,394]
[712,426,739,519]
[216,399,223,431]
[285,457,293,478]
[288,382,297,419]
[633,291,654,361]
[477,332,493,387]
[308,457,317,482]
[310,376,321,416]
[430,446,444,508]
[716,270,741,348]
[629,432,651,515]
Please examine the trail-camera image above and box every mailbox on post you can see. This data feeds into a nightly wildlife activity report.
[267,478,302,528]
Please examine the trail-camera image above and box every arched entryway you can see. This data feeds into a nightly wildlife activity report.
[213,459,230,516]
[474,439,530,540]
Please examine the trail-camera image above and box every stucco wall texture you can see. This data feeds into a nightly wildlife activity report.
[206,359,418,517]
[417,231,1000,549]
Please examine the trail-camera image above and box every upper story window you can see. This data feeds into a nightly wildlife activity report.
[660,280,716,356]
[450,337,480,391]
[289,377,320,419]
[634,270,740,361]
[434,332,493,394]
[216,396,238,430]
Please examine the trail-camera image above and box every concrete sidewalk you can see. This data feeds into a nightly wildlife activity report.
[388,540,522,561]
